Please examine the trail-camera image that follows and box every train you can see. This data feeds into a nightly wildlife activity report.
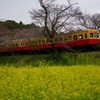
[0,29,100,55]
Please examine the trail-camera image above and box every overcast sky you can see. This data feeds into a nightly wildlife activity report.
[0,0,100,24]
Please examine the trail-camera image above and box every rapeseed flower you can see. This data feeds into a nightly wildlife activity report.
[0,65,100,100]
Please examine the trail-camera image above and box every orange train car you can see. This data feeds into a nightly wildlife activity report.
[0,29,100,55]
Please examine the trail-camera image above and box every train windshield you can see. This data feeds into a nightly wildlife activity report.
[98,33,100,38]
[94,33,100,38]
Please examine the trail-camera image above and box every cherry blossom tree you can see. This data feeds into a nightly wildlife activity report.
[29,0,78,58]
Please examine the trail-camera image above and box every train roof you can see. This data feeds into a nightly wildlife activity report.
[55,29,87,36]
[57,29,99,36]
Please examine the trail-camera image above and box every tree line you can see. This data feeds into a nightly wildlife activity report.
[0,20,43,43]
[0,20,36,30]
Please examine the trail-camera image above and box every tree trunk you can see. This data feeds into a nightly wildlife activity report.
[11,44,14,56]
[51,42,59,59]
[12,50,14,56]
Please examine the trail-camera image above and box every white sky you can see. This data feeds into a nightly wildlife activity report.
[0,0,100,24]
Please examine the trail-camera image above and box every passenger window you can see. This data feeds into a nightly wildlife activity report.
[31,41,34,45]
[15,43,17,47]
[1,45,3,48]
[90,33,93,37]
[73,35,77,40]
[79,34,83,39]
[55,38,58,42]
[35,41,37,45]
[25,42,28,46]
[85,34,87,38]
[38,40,41,44]
[12,44,14,47]
[64,37,67,41]
[46,39,49,43]
[2,45,4,48]
[26,42,28,46]
[30,41,33,45]
[41,40,45,44]
[59,37,63,41]
[68,36,72,40]
[26,41,32,45]
[22,42,24,46]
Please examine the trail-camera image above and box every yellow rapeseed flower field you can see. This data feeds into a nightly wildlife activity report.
[0,65,100,100]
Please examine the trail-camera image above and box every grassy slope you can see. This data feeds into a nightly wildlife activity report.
[0,51,100,67]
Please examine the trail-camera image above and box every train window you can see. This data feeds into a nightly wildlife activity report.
[21,42,23,46]
[34,41,37,45]
[22,42,24,46]
[38,40,41,44]
[11,44,15,47]
[64,37,67,41]
[26,42,28,46]
[21,42,24,46]
[41,40,45,44]
[5,45,7,48]
[73,35,77,40]
[0,45,3,48]
[30,41,32,45]
[55,38,58,42]
[68,36,72,40]
[15,43,17,47]
[90,33,93,37]
[46,39,49,43]
[85,34,87,38]
[31,41,35,45]
[79,34,83,39]
[13,44,15,47]
[1,45,3,48]
[31,41,34,45]
[20,42,22,46]
[59,37,63,41]
[0,45,1,48]
[9,44,11,48]
[17,43,19,46]
[2,45,4,48]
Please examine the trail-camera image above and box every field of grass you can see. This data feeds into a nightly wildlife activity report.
[0,51,100,67]
[0,65,100,100]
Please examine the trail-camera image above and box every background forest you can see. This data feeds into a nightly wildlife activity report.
[0,20,43,43]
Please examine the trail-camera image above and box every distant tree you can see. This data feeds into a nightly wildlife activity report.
[75,12,100,30]
[0,24,10,43]
[19,21,23,25]
[29,0,78,58]
[4,20,20,30]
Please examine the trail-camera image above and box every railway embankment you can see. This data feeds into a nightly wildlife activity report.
[0,51,100,67]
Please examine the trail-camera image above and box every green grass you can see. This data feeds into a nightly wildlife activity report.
[0,65,100,100]
[0,51,100,67]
